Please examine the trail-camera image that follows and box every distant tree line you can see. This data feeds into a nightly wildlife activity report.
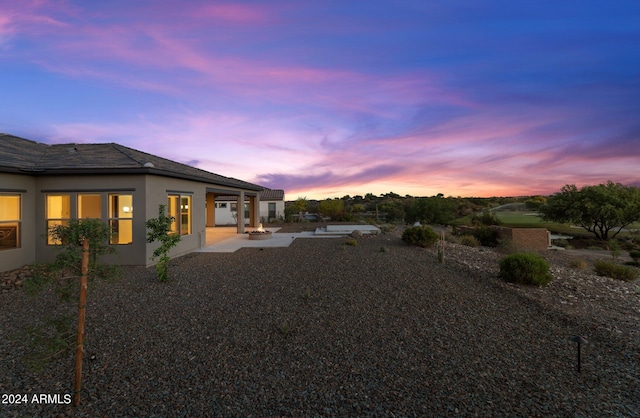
[283,181,640,242]
[284,192,524,224]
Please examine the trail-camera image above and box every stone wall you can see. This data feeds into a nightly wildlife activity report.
[0,265,31,292]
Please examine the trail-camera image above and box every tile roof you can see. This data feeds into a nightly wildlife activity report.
[0,134,48,170]
[259,188,285,200]
[0,133,263,191]
[216,188,285,201]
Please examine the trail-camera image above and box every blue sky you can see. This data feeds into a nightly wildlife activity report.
[1,0,639,198]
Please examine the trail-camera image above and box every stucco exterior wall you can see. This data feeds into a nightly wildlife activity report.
[145,175,206,264]
[0,173,37,271]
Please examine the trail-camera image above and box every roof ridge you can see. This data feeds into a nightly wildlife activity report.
[111,143,147,166]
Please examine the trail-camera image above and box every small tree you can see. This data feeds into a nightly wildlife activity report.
[318,198,346,220]
[285,197,308,222]
[540,181,640,241]
[146,204,181,281]
[49,218,115,277]
[47,219,115,406]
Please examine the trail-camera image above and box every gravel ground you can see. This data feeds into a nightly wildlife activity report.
[1,227,639,417]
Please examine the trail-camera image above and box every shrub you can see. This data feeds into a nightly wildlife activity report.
[629,249,640,266]
[499,253,553,286]
[593,260,639,282]
[344,238,358,246]
[569,259,588,270]
[459,235,479,247]
[473,226,499,247]
[401,226,439,248]
[378,224,396,234]
[146,204,182,282]
[471,211,502,227]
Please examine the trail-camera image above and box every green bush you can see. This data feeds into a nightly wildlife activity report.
[402,226,439,248]
[473,226,499,247]
[629,250,640,265]
[499,253,553,286]
[459,235,479,247]
[594,260,638,282]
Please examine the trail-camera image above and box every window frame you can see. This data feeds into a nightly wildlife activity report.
[268,202,276,219]
[109,193,134,245]
[46,194,71,245]
[167,193,192,236]
[0,194,21,250]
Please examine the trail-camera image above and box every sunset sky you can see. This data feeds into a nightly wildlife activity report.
[1,1,639,199]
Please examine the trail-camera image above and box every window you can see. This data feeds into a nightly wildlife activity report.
[168,194,191,235]
[216,203,227,209]
[78,194,101,219]
[180,196,191,235]
[0,194,20,250]
[46,194,71,245]
[109,194,133,244]
[230,202,237,212]
[268,202,276,219]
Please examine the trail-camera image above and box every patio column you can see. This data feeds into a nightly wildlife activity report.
[236,191,245,234]
[249,195,260,227]
[206,193,215,227]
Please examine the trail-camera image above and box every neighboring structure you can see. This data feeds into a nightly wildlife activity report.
[491,226,551,251]
[456,225,551,251]
[0,134,264,273]
[214,188,285,225]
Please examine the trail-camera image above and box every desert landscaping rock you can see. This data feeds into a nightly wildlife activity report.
[0,226,638,416]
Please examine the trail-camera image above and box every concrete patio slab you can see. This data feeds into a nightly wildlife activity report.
[198,228,340,253]
[314,225,381,235]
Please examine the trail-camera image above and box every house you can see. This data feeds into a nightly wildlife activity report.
[214,188,285,225]
[0,134,265,273]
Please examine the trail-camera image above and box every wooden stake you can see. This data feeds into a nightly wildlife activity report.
[73,239,89,407]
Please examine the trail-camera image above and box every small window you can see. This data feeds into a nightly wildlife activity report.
[268,202,276,219]
[0,194,21,250]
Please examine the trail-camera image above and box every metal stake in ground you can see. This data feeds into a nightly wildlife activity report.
[73,239,90,407]
[570,335,588,373]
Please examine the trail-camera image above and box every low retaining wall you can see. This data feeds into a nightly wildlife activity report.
[490,226,551,251]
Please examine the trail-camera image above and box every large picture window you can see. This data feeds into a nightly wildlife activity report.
[46,192,134,246]
[109,194,133,245]
[0,194,21,250]
[168,194,191,235]
[46,194,71,245]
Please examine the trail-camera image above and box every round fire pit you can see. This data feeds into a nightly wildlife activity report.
[248,230,273,240]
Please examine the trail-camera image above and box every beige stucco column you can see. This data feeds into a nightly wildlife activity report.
[236,192,245,233]
[249,195,260,227]
[206,193,216,227]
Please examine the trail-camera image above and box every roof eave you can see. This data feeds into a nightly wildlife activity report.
[20,167,264,191]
